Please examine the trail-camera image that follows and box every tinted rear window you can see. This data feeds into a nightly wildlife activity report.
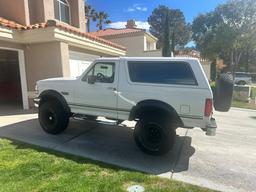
[128,61,197,85]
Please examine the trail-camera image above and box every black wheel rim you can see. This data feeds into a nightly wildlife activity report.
[42,108,57,128]
[141,122,163,151]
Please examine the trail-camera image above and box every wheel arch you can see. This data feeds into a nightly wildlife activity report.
[39,90,71,113]
[129,100,183,127]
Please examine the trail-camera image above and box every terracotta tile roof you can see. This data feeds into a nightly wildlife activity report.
[0,17,47,30]
[0,17,24,29]
[90,28,145,37]
[0,17,126,51]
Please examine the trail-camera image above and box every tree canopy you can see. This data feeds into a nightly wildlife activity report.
[95,12,111,30]
[148,5,191,54]
[84,4,111,31]
[192,0,256,72]
[84,4,96,32]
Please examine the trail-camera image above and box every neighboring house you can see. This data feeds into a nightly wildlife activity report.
[90,20,162,57]
[0,0,126,109]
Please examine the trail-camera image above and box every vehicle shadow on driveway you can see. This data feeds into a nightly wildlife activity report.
[0,118,195,175]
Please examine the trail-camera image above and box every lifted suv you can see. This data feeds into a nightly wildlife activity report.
[35,57,233,155]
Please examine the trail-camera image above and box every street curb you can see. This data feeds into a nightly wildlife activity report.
[231,107,256,112]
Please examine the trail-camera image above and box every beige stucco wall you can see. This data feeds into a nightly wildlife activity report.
[201,61,211,80]
[0,40,25,50]
[25,41,70,91]
[42,0,55,22]
[105,35,144,56]
[28,0,86,32]
[141,50,162,57]
[69,46,117,57]
[104,34,161,57]
[29,0,55,23]
[28,0,45,24]
[0,0,30,25]
[69,0,86,32]
[0,0,86,31]
[0,0,87,32]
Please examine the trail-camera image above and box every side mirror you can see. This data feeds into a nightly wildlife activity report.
[87,76,96,84]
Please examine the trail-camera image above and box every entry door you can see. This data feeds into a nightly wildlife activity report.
[74,61,118,119]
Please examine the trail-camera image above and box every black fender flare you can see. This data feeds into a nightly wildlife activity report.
[38,90,70,113]
[129,100,183,126]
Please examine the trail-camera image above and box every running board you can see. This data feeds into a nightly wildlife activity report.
[73,115,119,126]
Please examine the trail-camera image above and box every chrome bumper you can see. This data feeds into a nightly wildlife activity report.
[34,97,40,108]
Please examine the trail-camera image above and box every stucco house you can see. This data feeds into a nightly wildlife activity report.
[0,0,126,110]
[90,20,162,57]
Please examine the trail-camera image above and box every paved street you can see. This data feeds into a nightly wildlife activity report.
[0,107,255,192]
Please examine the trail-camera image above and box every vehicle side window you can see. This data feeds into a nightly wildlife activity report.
[128,61,198,86]
[83,62,115,83]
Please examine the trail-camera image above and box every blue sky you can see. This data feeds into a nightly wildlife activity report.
[87,0,227,31]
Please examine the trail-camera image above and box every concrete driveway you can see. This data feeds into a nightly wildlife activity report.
[0,107,255,192]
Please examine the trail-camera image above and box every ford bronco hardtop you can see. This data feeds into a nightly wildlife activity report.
[35,57,233,155]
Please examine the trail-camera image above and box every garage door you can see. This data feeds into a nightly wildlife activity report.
[69,51,100,77]
[0,50,22,107]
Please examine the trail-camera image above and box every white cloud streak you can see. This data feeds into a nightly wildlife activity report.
[108,21,150,30]
[126,4,148,12]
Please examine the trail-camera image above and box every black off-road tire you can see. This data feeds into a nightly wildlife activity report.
[134,115,176,156]
[214,73,234,112]
[39,101,70,134]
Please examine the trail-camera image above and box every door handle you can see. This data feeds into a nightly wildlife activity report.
[107,87,117,91]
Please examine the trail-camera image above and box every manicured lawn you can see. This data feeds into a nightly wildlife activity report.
[232,100,256,110]
[230,86,256,110]
[0,139,216,192]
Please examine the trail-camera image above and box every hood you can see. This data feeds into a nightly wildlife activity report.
[39,77,76,82]
[37,77,77,87]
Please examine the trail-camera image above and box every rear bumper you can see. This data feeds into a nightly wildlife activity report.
[206,118,217,136]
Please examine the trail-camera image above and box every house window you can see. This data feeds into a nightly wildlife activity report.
[54,0,70,24]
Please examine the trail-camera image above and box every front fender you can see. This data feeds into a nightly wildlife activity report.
[37,90,70,113]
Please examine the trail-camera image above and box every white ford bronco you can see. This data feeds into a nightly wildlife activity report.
[35,57,233,155]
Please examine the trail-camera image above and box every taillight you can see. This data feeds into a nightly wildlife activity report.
[205,99,213,117]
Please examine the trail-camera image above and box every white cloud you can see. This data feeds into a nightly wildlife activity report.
[127,8,135,12]
[108,22,127,29]
[136,21,150,30]
[135,6,147,11]
[108,21,150,30]
[126,4,147,12]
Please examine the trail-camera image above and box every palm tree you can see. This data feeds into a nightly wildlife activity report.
[95,12,111,30]
[84,4,96,32]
